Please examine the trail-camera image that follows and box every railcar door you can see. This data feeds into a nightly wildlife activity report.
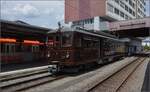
[97,38,102,64]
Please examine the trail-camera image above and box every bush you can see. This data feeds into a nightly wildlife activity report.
[144,44,150,51]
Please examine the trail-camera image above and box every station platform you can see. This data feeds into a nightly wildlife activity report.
[0,57,149,92]
[134,51,150,57]
[1,61,49,72]
[142,61,150,92]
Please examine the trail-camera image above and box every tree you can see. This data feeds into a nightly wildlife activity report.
[144,43,150,51]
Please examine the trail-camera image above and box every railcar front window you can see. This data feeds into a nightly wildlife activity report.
[62,33,72,47]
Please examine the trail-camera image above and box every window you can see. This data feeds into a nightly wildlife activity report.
[129,8,132,14]
[115,0,119,4]
[125,5,128,11]
[85,20,88,24]
[125,15,128,19]
[32,46,39,52]
[6,45,9,53]
[11,45,15,53]
[62,33,72,47]
[120,1,125,8]
[81,36,99,48]
[114,8,119,15]
[54,36,60,46]
[129,0,132,6]
[1,44,5,53]
[132,11,135,16]
[107,3,114,13]
[2,44,16,53]
[120,11,124,18]
[132,3,135,8]
[90,19,94,24]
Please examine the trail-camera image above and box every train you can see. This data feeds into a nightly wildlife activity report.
[47,27,130,73]
[0,38,46,64]
[1,26,134,73]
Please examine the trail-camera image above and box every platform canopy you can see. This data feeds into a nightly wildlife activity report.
[1,19,52,42]
[109,17,150,38]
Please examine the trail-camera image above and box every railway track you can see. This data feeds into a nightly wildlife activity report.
[88,57,147,92]
[0,66,65,92]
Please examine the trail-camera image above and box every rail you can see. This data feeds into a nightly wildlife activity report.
[0,65,66,92]
[88,57,147,92]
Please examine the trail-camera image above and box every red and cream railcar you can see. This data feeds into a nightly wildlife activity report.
[0,38,46,64]
[1,19,50,64]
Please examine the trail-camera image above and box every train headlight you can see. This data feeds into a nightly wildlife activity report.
[47,54,50,57]
[47,52,50,57]
[66,51,70,58]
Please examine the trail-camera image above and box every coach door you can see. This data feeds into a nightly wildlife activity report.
[96,38,100,59]
[97,38,103,64]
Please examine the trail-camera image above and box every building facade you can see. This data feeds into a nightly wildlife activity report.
[65,0,146,30]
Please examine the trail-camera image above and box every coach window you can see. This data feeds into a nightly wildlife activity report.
[62,33,72,47]
[93,38,99,48]
[11,44,15,53]
[32,46,35,52]
[1,44,5,53]
[54,36,60,46]
[75,37,81,47]
[32,46,39,52]
[35,46,39,52]
[6,45,9,53]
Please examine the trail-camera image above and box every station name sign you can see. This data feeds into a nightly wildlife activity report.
[109,17,150,31]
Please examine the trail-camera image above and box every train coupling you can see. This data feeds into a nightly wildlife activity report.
[48,61,60,74]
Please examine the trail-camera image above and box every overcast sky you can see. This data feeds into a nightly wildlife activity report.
[1,0,150,29]
[1,0,64,28]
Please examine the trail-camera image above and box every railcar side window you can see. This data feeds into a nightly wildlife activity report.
[1,44,5,53]
[62,33,72,47]
[55,36,60,46]
[75,38,81,47]
[81,36,99,48]
[6,45,9,53]
[2,44,16,54]
[31,45,39,52]
[11,45,15,53]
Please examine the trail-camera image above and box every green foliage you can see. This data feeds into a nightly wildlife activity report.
[144,44,150,51]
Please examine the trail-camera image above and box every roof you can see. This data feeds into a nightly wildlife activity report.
[109,17,150,31]
[0,19,53,33]
[48,27,123,41]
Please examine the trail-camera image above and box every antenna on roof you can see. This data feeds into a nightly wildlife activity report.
[58,21,61,29]
[57,21,62,48]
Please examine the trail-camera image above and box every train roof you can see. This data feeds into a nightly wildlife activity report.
[48,27,125,42]
[0,19,52,33]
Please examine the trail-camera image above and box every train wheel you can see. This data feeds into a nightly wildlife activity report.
[97,59,103,64]
[48,64,60,74]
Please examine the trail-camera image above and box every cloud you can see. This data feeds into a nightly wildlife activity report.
[1,1,64,28]
[44,8,54,15]
[56,14,64,21]
[13,4,40,18]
